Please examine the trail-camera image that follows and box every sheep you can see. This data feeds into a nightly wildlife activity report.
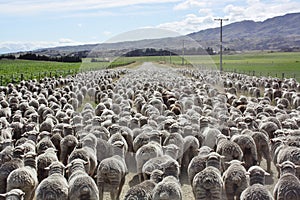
[7,152,38,200]
[135,141,163,182]
[187,146,213,184]
[240,182,274,200]
[152,176,182,200]
[0,148,24,195]
[181,136,200,173]
[79,133,98,176]
[222,160,248,200]
[192,152,224,200]
[36,147,58,182]
[250,131,272,172]
[0,189,25,200]
[239,161,273,200]
[142,155,180,180]
[97,141,128,200]
[201,126,222,150]
[163,132,184,165]
[36,133,56,155]
[231,134,258,170]
[67,159,99,200]
[276,145,300,179]
[273,161,300,200]
[216,134,243,171]
[124,169,164,200]
[35,161,68,200]
[192,165,223,200]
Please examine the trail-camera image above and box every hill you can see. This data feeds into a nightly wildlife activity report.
[188,12,300,51]
[4,12,300,57]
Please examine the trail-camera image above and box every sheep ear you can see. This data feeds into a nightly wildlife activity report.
[276,163,282,168]
[264,171,270,176]
[44,166,50,170]
[245,172,250,176]
[0,194,7,197]
[65,163,72,168]
[83,161,88,165]
[145,171,152,176]
[220,155,226,159]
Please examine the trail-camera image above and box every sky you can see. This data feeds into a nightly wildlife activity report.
[1,0,300,53]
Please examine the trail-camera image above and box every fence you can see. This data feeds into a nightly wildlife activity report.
[223,68,299,81]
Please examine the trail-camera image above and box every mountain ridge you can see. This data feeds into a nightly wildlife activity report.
[2,12,300,55]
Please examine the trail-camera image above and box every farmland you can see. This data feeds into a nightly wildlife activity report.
[0,51,299,85]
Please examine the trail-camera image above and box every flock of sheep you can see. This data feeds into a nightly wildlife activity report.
[0,62,300,200]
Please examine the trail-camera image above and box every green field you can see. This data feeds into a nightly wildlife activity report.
[0,51,299,85]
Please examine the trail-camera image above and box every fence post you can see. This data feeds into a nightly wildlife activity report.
[50,72,52,78]
[253,71,255,76]
[282,73,285,80]
[20,73,24,81]
[11,74,14,83]
[38,72,41,81]
[0,75,2,86]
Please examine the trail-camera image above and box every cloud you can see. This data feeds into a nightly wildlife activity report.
[223,0,300,22]
[174,0,210,10]
[157,14,216,35]
[0,39,85,54]
[0,0,182,15]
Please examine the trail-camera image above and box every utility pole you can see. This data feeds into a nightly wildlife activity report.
[182,39,185,65]
[214,18,228,72]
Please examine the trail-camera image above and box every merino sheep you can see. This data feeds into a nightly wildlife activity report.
[216,134,243,171]
[187,146,213,184]
[7,152,38,200]
[181,136,200,173]
[135,141,163,182]
[152,176,182,200]
[276,145,300,179]
[97,141,128,200]
[240,166,273,200]
[35,161,68,200]
[36,147,58,182]
[273,161,300,200]
[124,169,164,200]
[59,134,78,165]
[231,134,258,170]
[222,160,248,200]
[0,148,24,195]
[250,131,272,172]
[192,166,223,200]
[0,189,25,200]
[142,155,180,181]
[192,152,224,200]
[67,159,99,200]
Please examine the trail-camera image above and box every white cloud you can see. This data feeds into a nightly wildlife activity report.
[0,0,182,15]
[223,0,300,22]
[0,39,85,54]
[157,14,216,35]
[174,0,210,10]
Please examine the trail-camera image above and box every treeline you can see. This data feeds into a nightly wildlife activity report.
[0,53,82,62]
[124,47,216,57]
[18,53,82,62]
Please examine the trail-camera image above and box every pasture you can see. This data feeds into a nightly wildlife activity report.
[0,51,299,85]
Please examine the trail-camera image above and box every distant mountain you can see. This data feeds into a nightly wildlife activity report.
[4,12,300,56]
[188,12,300,51]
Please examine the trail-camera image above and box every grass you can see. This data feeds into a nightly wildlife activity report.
[1,51,299,85]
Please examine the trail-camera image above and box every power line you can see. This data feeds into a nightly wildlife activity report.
[214,18,229,72]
